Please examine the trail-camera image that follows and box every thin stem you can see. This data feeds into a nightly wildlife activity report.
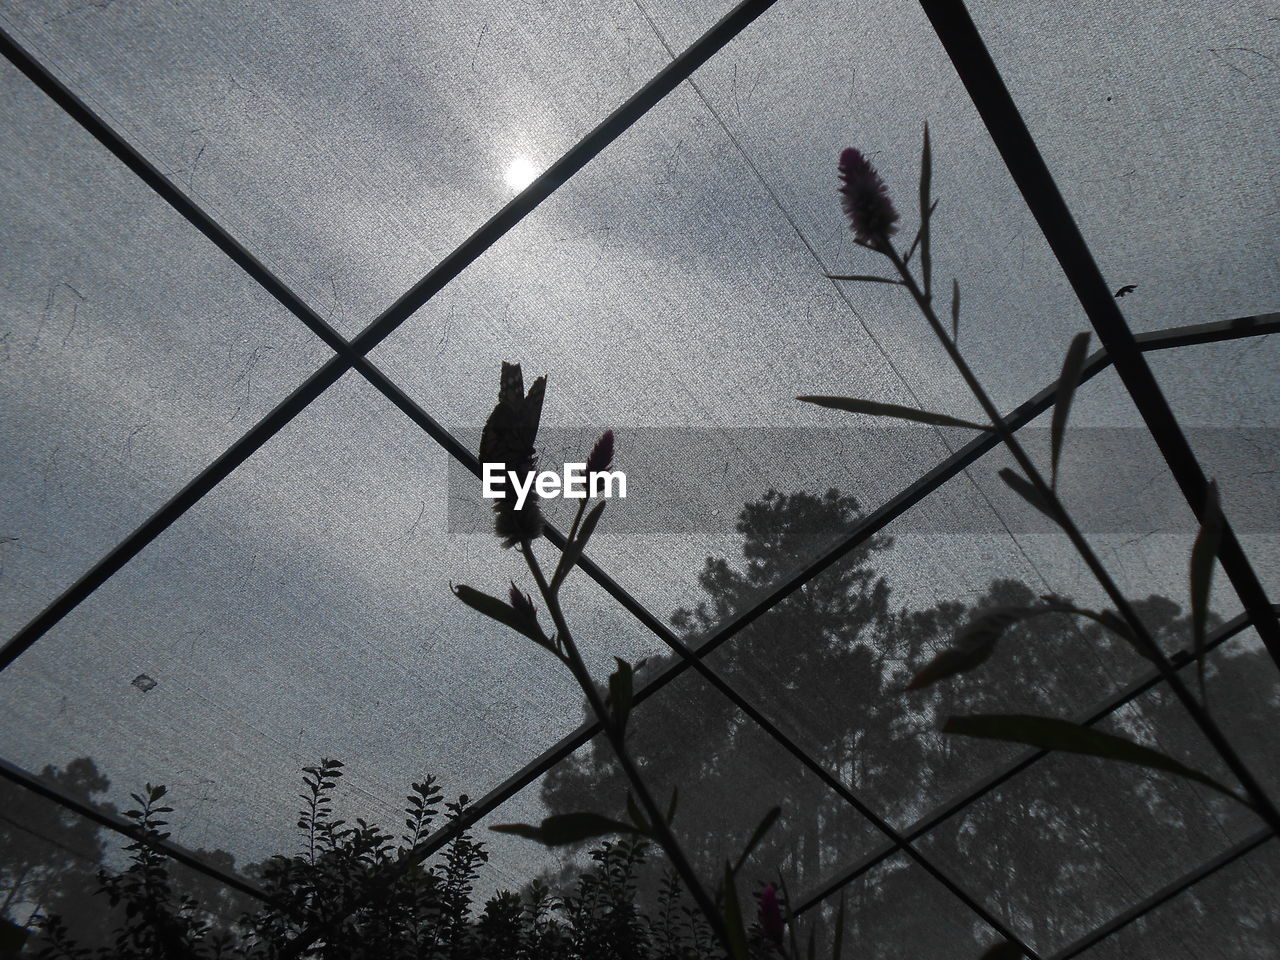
[878,240,1280,833]
[565,497,588,550]
[520,539,733,953]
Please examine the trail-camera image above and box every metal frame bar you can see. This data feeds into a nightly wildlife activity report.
[0,755,274,905]
[0,0,1274,950]
[916,0,1280,668]
[0,0,783,670]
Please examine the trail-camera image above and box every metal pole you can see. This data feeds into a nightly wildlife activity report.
[916,0,1280,667]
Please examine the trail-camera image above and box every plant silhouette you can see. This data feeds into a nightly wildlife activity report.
[542,488,1279,955]
[5,489,1276,957]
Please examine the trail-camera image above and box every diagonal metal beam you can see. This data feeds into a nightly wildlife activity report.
[0,0,783,671]
[0,754,274,905]
[917,0,1280,667]
[0,26,349,358]
[789,607,1267,915]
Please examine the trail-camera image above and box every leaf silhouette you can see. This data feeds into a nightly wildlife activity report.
[825,273,901,285]
[979,943,1025,959]
[779,875,801,960]
[798,396,987,430]
[919,122,933,297]
[552,499,607,591]
[451,583,552,651]
[625,791,649,833]
[950,279,961,343]
[998,468,1058,522]
[607,657,635,731]
[730,806,781,877]
[1050,332,1091,489]
[907,606,1042,690]
[1052,602,1155,664]
[721,862,749,960]
[1190,479,1223,700]
[943,714,1244,803]
[830,892,846,960]
[491,811,640,846]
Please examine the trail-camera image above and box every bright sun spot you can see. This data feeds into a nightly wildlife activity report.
[504,155,539,190]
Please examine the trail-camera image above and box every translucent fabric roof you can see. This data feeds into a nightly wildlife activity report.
[1,0,1276,956]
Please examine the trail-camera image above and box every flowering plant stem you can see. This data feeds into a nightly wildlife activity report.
[518,536,734,954]
[873,238,1280,834]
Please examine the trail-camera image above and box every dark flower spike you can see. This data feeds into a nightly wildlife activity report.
[758,883,784,946]
[838,147,899,244]
[481,363,547,547]
[585,429,615,475]
[494,501,543,548]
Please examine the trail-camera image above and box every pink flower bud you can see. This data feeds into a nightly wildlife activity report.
[838,147,899,244]
[586,429,615,475]
[758,883,784,945]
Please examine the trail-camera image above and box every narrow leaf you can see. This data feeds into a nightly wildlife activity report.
[919,123,933,298]
[908,644,994,692]
[666,786,679,826]
[903,228,923,263]
[907,606,1043,690]
[1190,480,1223,700]
[950,279,960,343]
[979,944,1025,960]
[1045,602,1156,665]
[721,863,749,960]
[1050,332,1091,489]
[625,791,650,833]
[451,583,551,648]
[607,657,635,731]
[998,468,1058,523]
[831,893,846,960]
[552,499,608,591]
[825,273,902,285]
[731,806,782,876]
[490,811,639,846]
[798,396,987,430]
[779,876,800,960]
[943,713,1243,803]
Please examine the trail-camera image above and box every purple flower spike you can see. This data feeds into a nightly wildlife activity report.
[758,883,785,945]
[838,147,899,244]
[586,429,615,475]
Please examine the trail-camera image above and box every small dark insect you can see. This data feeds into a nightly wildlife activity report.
[1114,284,1137,298]
[131,674,157,692]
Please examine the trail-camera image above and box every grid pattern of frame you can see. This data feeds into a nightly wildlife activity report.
[1,0,1275,956]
